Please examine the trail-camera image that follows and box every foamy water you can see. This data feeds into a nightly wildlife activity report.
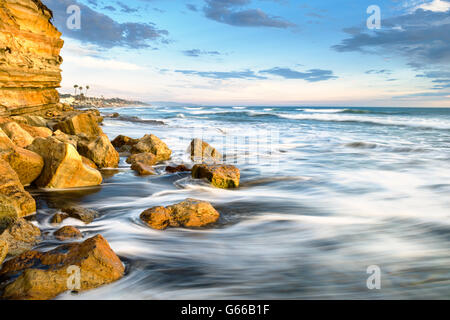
[28,106,450,300]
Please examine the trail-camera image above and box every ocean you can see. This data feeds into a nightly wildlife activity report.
[31,106,450,299]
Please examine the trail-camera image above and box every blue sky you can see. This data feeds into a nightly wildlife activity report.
[42,0,450,106]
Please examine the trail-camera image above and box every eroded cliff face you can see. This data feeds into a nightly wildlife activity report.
[0,0,63,116]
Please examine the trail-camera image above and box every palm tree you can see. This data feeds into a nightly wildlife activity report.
[74,84,78,96]
[85,85,90,97]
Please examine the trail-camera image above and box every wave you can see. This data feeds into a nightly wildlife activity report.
[112,115,165,125]
[278,113,450,130]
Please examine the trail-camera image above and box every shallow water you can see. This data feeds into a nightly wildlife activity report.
[31,106,450,299]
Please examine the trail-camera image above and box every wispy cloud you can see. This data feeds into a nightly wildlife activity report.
[333,8,450,68]
[175,69,267,79]
[182,49,222,57]
[43,0,168,49]
[260,67,337,82]
[203,0,295,28]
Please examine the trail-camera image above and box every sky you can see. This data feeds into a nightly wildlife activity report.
[42,0,450,107]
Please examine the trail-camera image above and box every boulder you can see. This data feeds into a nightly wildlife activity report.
[0,235,125,300]
[50,212,69,224]
[0,218,41,257]
[189,139,222,163]
[0,160,36,220]
[19,123,52,139]
[166,165,191,173]
[126,152,157,166]
[192,164,240,188]
[81,156,98,169]
[0,129,44,186]
[140,199,220,230]
[60,207,100,224]
[0,240,8,265]
[52,130,78,148]
[111,135,139,152]
[11,115,48,128]
[130,134,171,162]
[54,226,82,241]
[1,122,34,148]
[27,137,102,189]
[54,113,103,137]
[77,134,119,168]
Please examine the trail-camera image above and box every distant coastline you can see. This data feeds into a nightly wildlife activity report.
[59,93,149,109]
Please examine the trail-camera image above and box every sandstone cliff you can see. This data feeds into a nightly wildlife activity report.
[0,0,63,116]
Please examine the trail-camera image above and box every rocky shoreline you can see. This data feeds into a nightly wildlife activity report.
[0,0,242,300]
[0,106,240,300]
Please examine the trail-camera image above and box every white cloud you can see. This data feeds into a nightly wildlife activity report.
[415,0,450,12]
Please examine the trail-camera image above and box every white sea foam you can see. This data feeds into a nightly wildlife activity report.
[278,113,450,129]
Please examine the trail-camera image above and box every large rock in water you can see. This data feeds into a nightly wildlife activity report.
[130,134,172,162]
[77,134,119,168]
[189,139,222,163]
[27,137,102,189]
[0,235,125,300]
[192,164,240,188]
[0,160,36,219]
[140,199,220,230]
[0,217,41,257]
[0,128,44,186]
[0,0,64,116]
[1,122,34,148]
[55,113,103,137]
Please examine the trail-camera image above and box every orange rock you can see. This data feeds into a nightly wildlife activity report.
[55,113,103,137]
[0,159,36,219]
[0,240,7,265]
[81,156,97,169]
[140,199,220,230]
[126,152,157,166]
[192,164,240,188]
[130,134,171,162]
[19,123,52,139]
[27,137,102,189]
[131,161,155,176]
[1,122,34,148]
[77,134,119,168]
[111,135,139,149]
[54,226,82,241]
[0,235,125,300]
[0,128,44,186]
[0,218,41,256]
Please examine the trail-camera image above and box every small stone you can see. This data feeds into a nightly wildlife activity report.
[61,207,100,224]
[140,199,220,230]
[54,226,82,240]
[50,212,69,224]
[165,165,191,173]
[131,161,155,176]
